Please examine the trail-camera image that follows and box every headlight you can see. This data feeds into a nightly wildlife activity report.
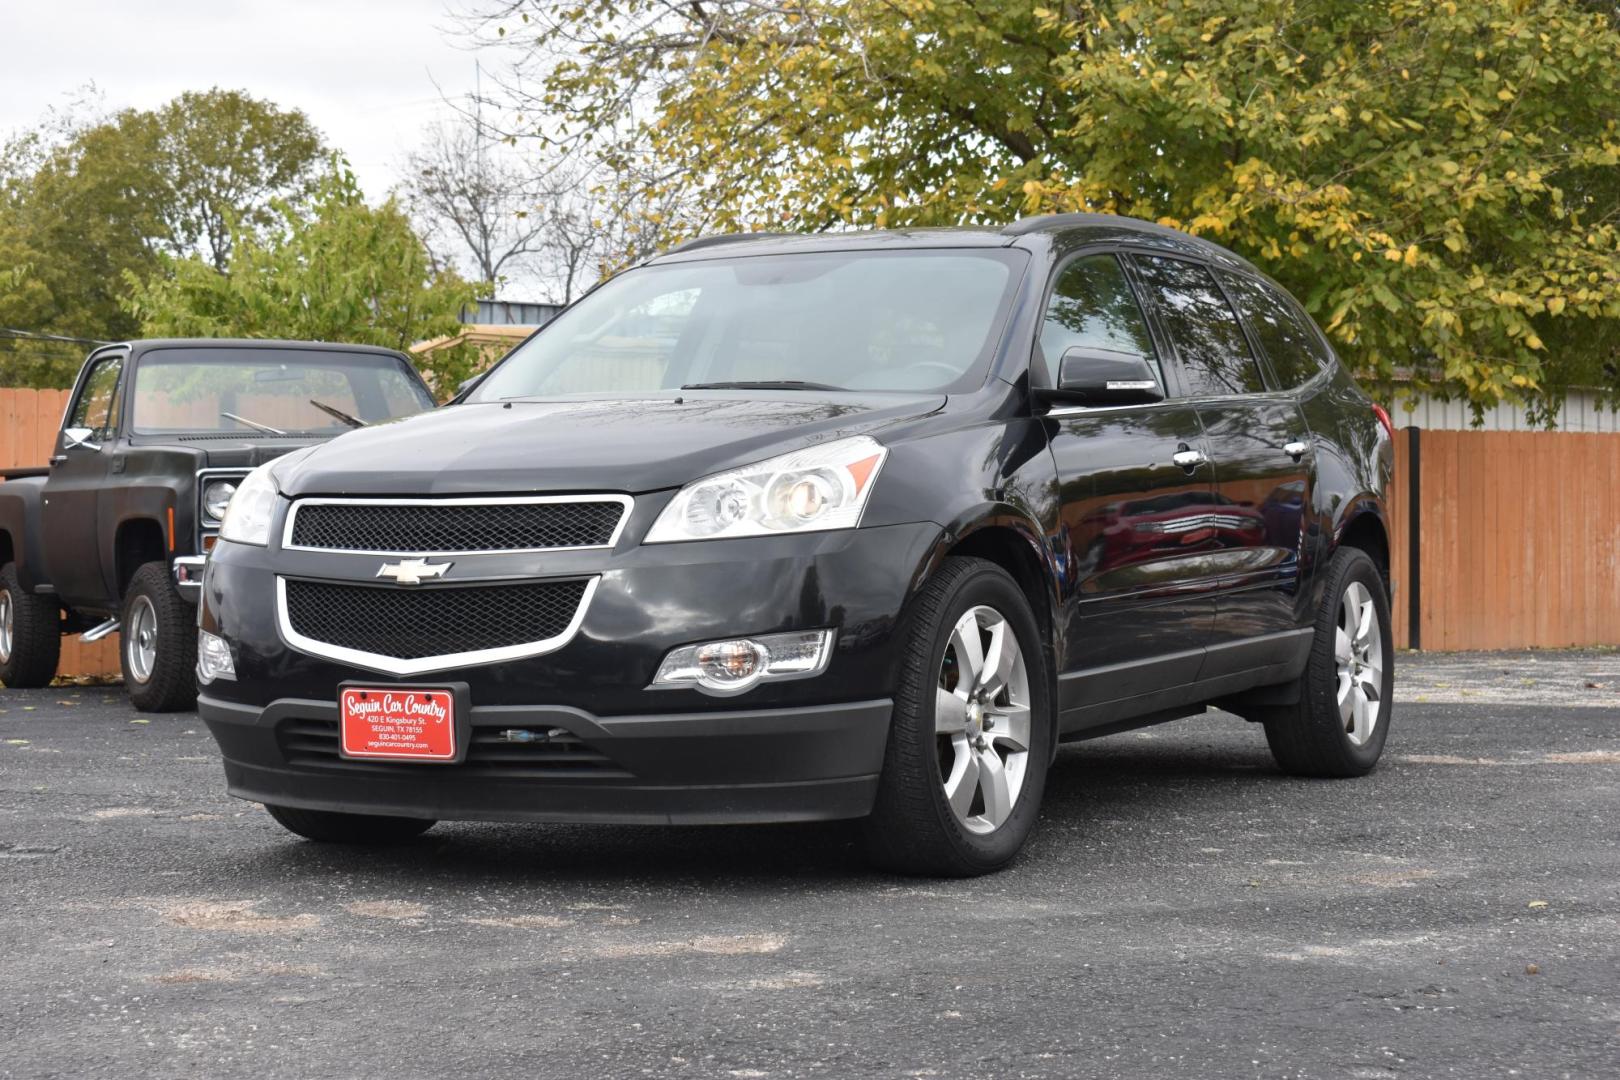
[218,462,280,546]
[201,479,238,523]
[645,435,887,543]
[196,629,236,684]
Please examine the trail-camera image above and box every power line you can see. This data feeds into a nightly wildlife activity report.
[0,328,113,346]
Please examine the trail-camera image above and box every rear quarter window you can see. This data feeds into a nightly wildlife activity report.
[1218,271,1327,390]
[1130,256,1266,397]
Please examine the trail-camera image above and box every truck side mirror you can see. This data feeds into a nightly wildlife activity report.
[1039,347,1165,408]
[62,427,102,452]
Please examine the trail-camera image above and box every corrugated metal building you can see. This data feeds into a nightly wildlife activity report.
[1393,390,1618,433]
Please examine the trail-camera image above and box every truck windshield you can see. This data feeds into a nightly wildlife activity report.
[131,348,434,435]
[467,248,1026,401]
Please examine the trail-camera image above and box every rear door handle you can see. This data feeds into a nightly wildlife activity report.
[1284,440,1309,461]
[1171,446,1208,470]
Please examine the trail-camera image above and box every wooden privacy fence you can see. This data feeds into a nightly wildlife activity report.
[1,388,1618,678]
[1388,427,1620,651]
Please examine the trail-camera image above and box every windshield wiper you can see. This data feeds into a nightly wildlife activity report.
[679,380,846,392]
[220,410,286,435]
[309,399,367,429]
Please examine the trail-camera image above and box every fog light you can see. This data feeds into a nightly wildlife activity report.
[652,629,834,695]
[196,629,236,683]
[696,639,766,684]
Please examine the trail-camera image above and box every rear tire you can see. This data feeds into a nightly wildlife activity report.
[265,803,436,844]
[120,561,198,713]
[862,556,1053,877]
[1263,546,1394,777]
[0,562,61,689]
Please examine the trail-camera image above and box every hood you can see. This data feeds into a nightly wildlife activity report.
[273,392,944,497]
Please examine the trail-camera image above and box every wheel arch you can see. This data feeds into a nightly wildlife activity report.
[1332,499,1391,600]
[910,507,1064,752]
[113,517,168,598]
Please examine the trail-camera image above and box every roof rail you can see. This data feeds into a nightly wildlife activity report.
[999,212,1122,236]
[664,231,798,254]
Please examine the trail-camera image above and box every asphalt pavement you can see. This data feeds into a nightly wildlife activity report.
[1,651,1617,1079]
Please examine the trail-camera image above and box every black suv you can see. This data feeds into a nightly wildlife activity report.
[196,214,1394,875]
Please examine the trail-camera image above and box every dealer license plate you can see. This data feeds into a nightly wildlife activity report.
[338,687,458,762]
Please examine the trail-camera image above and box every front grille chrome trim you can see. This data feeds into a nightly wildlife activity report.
[274,575,599,677]
[281,494,634,555]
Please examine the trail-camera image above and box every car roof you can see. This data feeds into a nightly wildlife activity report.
[648,213,1265,276]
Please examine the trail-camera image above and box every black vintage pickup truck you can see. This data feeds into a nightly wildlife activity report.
[0,339,435,709]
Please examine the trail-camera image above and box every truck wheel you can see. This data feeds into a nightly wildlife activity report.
[0,562,61,689]
[120,561,198,713]
[264,803,436,844]
[1263,547,1394,777]
[861,556,1053,877]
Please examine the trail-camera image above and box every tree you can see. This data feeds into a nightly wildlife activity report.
[0,88,327,387]
[474,0,1620,414]
[124,164,480,393]
[140,89,328,270]
[402,119,543,287]
[403,113,698,303]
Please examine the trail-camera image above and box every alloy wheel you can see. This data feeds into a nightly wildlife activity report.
[1335,580,1384,746]
[0,588,12,664]
[935,605,1032,835]
[126,595,158,684]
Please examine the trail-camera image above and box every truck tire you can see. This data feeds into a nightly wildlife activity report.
[120,561,198,713]
[1263,546,1394,777]
[861,556,1053,877]
[264,803,436,844]
[0,562,61,689]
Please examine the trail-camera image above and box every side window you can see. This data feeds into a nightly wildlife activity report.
[1130,256,1265,397]
[1219,272,1326,390]
[68,355,123,438]
[1037,254,1159,385]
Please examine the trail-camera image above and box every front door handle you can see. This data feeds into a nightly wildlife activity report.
[1283,439,1309,461]
[1171,445,1208,471]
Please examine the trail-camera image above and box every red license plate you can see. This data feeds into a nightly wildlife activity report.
[339,687,457,762]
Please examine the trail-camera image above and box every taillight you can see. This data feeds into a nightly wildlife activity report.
[1371,403,1394,441]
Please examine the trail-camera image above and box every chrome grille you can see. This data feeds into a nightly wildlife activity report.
[279,577,593,673]
[284,496,630,554]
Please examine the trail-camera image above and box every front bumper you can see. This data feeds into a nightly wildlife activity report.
[173,555,206,601]
[200,693,890,824]
[197,518,942,824]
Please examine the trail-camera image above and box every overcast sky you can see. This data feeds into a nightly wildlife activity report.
[0,0,483,200]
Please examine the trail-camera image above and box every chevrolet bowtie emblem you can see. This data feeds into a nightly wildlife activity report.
[375,558,453,586]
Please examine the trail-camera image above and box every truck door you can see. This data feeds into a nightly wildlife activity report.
[43,351,124,610]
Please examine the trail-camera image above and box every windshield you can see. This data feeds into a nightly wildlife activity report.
[132,348,434,435]
[468,249,1025,401]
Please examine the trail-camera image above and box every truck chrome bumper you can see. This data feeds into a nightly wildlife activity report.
[173,555,206,601]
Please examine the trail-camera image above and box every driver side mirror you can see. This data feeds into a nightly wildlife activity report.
[62,427,102,452]
[1039,347,1165,408]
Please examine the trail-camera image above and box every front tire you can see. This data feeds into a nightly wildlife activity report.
[862,557,1053,876]
[264,803,436,844]
[0,562,61,689]
[1263,546,1394,777]
[120,561,198,713]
